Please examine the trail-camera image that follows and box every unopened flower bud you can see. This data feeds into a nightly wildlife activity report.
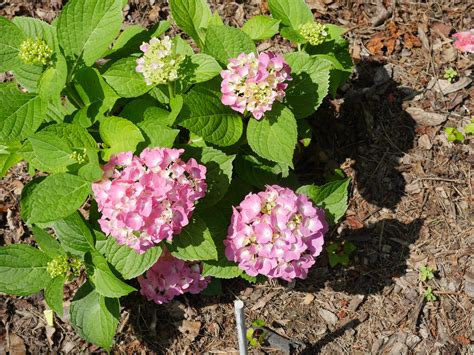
[298,22,328,46]
[47,255,69,278]
[18,38,52,65]
[70,149,87,164]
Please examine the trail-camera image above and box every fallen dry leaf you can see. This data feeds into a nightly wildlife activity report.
[431,22,453,38]
[456,335,470,346]
[8,334,26,355]
[178,320,201,342]
[345,216,365,229]
[406,107,447,126]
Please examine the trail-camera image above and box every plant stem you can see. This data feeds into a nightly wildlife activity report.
[65,85,84,108]
[168,81,176,101]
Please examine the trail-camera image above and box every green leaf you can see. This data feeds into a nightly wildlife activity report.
[44,275,65,316]
[208,11,224,27]
[73,67,119,116]
[204,25,256,64]
[106,21,170,59]
[137,120,179,148]
[77,148,103,182]
[27,123,97,173]
[149,85,170,105]
[106,24,145,56]
[28,133,75,171]
[28,174,91,224]
[184,146,235,207]
[202,260,242,278]
[70,282,119,350]
[268,0,313,29]
[180,53,222,85]
[0,17,25,72]
[57,0,123,66]
[168,216,218,261]
[247,103,297,168]
[173,35,194,56]
[297,177,351,224]
[38,54,68,100]
[87,251,136,298]
[235,154,285,189]
[313,53,352,97]
[98,237,162,280]
[32,225,66,258]
[178,86,243,146]
[99,116,145,161]
[169,0,212,48]
[119,96,161,123]
[12,16,58,50]
[13,63,44,93]
[0,244,51,296]
[0,141,22,178]
[103,56,150,98]
[0,83,47,142]
[279,26,306,43]
[242,16,280,41]
[20,177,45,222]
[53,211,95,256]
[284,52,331,118]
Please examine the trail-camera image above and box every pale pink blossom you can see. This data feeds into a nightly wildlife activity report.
[92,148,207,254]
[453,30,474,53]
[220,52,292,120]
[138,248,210,304]
[224,185,328,281]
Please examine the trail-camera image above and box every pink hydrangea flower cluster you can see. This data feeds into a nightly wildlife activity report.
[224,185,328,281]
[92,148,207,254]
[220,52,292,120]
[453,30,474,53]
[138,248,210,304]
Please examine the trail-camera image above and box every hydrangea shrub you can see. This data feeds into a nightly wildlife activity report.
[0,0,353,350]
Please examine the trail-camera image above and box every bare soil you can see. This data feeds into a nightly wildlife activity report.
[0,0,473,354]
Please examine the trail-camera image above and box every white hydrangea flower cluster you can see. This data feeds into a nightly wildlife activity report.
[136,36,183,85]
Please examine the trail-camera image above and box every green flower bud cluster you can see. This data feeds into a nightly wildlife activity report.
[47,255,83,279]
[70,148,87,164]
[47,256,69,278]
[298,22,328,46]
[18,38,52,65]
[69,257,83,278]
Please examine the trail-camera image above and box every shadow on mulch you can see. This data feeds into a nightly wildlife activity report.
[295,60,423,352]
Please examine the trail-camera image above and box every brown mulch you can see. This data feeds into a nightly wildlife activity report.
[1,0,473,354]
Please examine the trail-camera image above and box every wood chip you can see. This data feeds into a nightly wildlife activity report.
[250,291,278,311]
[406,107,447,126]
[302,293,315,305]
[318,308,338,326]
[348,295,365,312]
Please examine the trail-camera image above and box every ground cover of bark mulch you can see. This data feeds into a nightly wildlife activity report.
[1,0,473,354]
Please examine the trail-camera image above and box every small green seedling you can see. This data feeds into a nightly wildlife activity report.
[443,68,458,82]
[465,119,474,135]
[419,265,435,282]
[423,287,437,302]
[444,127,465,142]
[246,319,267,348]
[326,241,356,267]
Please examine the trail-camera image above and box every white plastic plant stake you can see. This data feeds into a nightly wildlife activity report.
[234,299,248,355]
